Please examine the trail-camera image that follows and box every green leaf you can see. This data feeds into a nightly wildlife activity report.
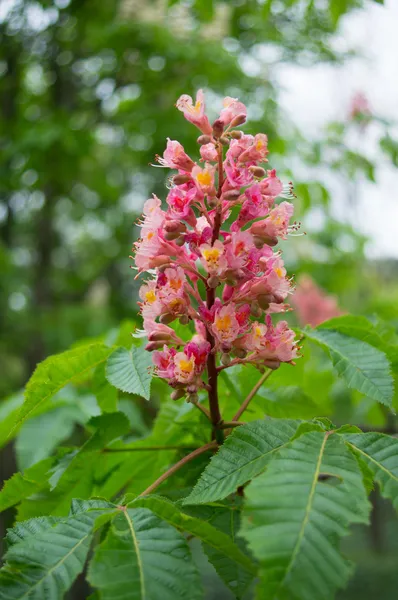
[304,328,394,407]
[92,363,118,413]
[0,393,24,449]
[15,404,81,470]
[0,458,53,513]
[49,412,130,491]
[184,419,299,505]
[318,315,398,366]
[197,502,254,598]
[130,495,257,578]
[256,386,319,419]
[106,345,153,400]
[344,432,398,510]
[14,343,115,431]
[240,431,370,600]
[88,507,202,600]
[0,500,116,600]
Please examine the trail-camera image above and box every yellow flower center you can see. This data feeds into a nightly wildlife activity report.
[147,231,154,240]
[271,214,283,226]
[196,171,212,187]
[215,315,232,333]
[178,358,195,374]
[169,278,183,292]
[145,290,156,304]
[254,326,263,339]
[256,139,264,151]
[274,267,284,278]
[202,247,221,266]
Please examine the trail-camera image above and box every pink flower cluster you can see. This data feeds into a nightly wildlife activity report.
[292,275,342,328]
[133,90,299,399]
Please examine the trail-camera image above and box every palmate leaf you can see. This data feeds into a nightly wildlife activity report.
[0,500,116,600]
[184,419,300,505]
[130,495,257,579]
[106,345,153,400]
[305,328,394,407]
[88,507,202,600]
[240,431,371,600]
[344,432,398,511]
[14,343,115,431]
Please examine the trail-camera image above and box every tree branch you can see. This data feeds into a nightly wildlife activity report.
[102,445,199,453]
[232,369,273,421]
[219,421,246,429]
[140,442,218,496]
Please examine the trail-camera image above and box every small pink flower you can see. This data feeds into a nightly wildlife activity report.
[260,169,283,198]
[211,304,240,346]
[224,159,253,188]
[225,230,256,272]
[153,345,177,379]
[199,240,228,276]
[238,134,269,164]
[134,196,170,271]
[157,139,195,172]
[185,336,211,370]
[174,351,196,383]
[192,164,216,196]
[176,90,212,135]
[200,143,218,162]
[232,184,271,230]
[250,202,294,241]
[139,280,160,320]
[166,186,197,225]
[219,96,247,126]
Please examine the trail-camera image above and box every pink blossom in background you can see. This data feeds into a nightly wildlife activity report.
[132,90,301,398]
[349,92,371,120]
[292,275,343,327]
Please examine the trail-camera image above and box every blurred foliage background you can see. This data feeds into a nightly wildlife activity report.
[1,0,398,598]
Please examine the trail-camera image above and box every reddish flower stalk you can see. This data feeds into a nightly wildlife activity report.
[132,90,300,433]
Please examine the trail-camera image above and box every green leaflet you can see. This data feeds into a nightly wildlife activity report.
[0,500,116,600]
[0,458,53,513]
[14,343,115,431]
[184,419,300,505]
[304,328,394,407]
[88,507,203,600]
[92,362,118,413]
[15,404,83,470]
[130,495,257,577]
[106,345,153,400]
[318,315,398,366]
[182,501,254,598]
[0,393,24,449]
[344,432,398,511]
[43,412,130,514]
[240,431,371,600]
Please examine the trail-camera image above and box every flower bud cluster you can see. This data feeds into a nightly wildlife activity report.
[133,90,299,400]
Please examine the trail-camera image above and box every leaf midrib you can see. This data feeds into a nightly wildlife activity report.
[273,432,328,598]
[15,529,90,599]
[308,329,391,403]
[346,441,398,483]
[188,438,291,503]
[123,509,146,599]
